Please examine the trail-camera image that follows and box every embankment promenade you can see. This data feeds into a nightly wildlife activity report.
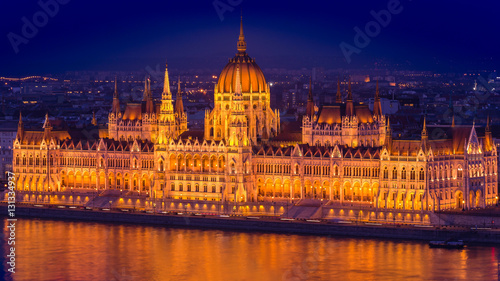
[2,204,500,245]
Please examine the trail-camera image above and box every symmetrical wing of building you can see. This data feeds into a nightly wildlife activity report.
[12,20,498,211]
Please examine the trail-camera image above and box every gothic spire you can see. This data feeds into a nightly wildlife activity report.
[163,60,171,98]
[43,112,51,129]
[112,77,120,114]
[346,77,354,116]
[91,111,97,126]
[306,78,315,118]
[422,116,428,138]
[336,78,342,103]
[17,111,24,141]
[237,14,247,53]
[347,77,352,101]
[43,112,52,141]
[174,76,185,117]
[373,80,382,116]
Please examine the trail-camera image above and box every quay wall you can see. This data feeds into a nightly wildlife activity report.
[2,205,500,245]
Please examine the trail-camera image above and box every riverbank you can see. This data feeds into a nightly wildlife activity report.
[2,204,500,245]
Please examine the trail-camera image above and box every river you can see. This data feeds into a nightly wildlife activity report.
[1,217,499,280]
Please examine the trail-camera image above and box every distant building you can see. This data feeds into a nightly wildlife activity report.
[0,120,18,180]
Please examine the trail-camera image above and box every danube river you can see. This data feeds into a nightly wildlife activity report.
[1,218,499,280]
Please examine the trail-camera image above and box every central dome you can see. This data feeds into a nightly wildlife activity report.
[217,53,267,93]
[216,18,267,94]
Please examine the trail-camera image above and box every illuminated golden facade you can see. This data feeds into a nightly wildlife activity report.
[11,20,498,212]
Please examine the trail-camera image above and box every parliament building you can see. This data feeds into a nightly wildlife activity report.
[11,20,498,213]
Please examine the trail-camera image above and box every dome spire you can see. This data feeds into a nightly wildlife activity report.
[237,14,247,53]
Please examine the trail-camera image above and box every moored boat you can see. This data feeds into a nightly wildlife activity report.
[429,239,465,249]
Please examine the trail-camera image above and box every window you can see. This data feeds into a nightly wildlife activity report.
[212,186,216,193]
[383,167,389,179]
[401,167,406,180]
[392,167,397,179]
[419,168,425,181]
[171,183,175,191]
[179,184,183,192]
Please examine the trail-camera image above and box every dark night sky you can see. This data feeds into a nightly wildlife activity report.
[1,0,499,76]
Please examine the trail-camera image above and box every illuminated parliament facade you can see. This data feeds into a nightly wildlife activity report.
[12,20,498,212]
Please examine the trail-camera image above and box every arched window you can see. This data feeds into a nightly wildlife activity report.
[410,168,415,180]
[401,167,407,180]
[392,167,397,179]
[419,168,425,181]
[383,167,389,179]
[171,183,175,191]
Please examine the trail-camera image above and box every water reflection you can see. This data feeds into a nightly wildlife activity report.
[2,218,499,280]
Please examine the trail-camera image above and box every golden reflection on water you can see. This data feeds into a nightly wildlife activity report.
[3,218,500,281]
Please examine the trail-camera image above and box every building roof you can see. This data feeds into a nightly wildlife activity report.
[316,103,374,125]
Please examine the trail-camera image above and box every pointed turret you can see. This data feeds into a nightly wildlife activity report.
[306,78,315,118]
[385,116,392,150]
[144,76,154,114]
[421,116,428,143]
[163,61,172,99]
[91,111,97,126]
[346,77,354,116]
[143,77,149,101]
[17,111,24,141]
[174,76,185,117]
[336,78,342,103]
[485,115,493,151]
[112,77,120,114]
[233,65,244,106]
[43,113,52,141]
[229,65,248,146]
[237,14,247,53]
[373,80,382,116]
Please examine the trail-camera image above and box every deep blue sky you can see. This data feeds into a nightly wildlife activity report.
[1,0,499,76]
